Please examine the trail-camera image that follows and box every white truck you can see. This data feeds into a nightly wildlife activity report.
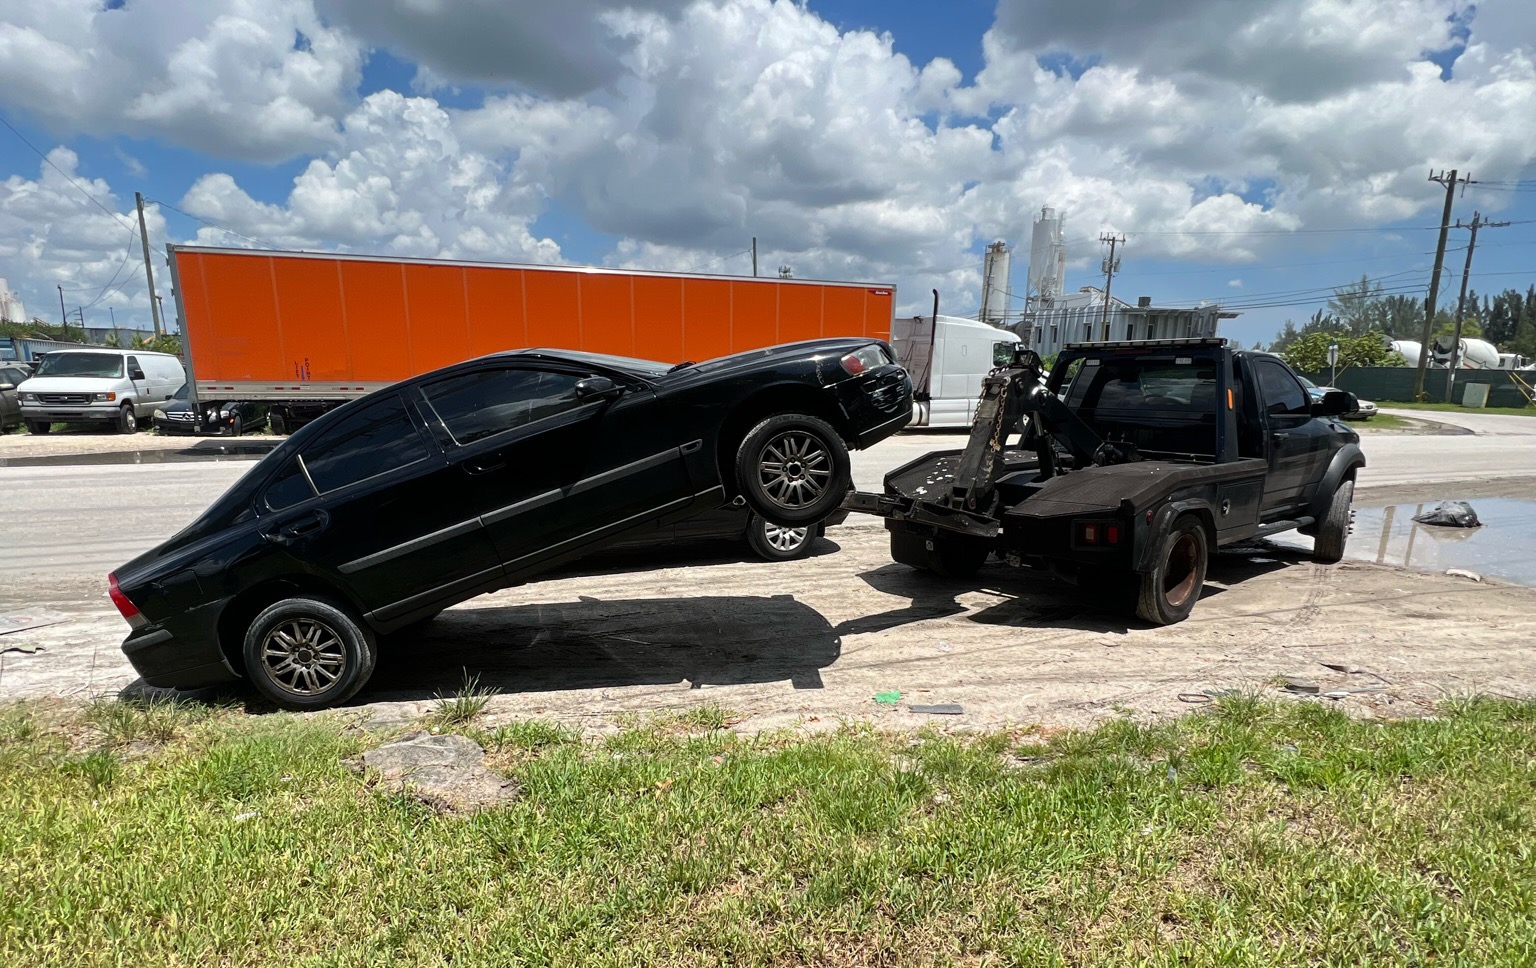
[891,313,1021,427]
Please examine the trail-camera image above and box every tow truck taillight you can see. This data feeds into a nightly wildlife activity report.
[1078,522,1122,546]
[108,573,146,628]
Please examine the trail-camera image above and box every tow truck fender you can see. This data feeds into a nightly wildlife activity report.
[1300,443,1366,534]
[1135,498,1218,573]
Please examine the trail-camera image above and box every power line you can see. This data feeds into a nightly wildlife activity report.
[684,248,751,273]
[147,197,282,250]
[0,115,138,238]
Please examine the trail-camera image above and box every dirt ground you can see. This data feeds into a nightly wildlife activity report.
[4,512,1533,734]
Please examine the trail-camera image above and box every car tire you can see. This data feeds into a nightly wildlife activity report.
[745,514,817,561]
[25,420,50,436]
[242,597,377,711]
[734,413,851,526]
[116,403,138,434]
[1312,478,1353,565]
[1134,515,1208,626]
[229,414,244,437]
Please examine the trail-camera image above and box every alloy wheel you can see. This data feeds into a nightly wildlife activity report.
[763,522,809,552]
[260,617,347,696]
[757,431,832,509]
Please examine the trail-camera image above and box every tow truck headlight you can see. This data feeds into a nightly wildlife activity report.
[91,392,116,402]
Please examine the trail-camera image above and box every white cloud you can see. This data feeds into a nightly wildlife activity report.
[0,149,167,330]
[0,0,363,160]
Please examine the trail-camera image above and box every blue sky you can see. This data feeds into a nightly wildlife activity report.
[2,0,1534,350]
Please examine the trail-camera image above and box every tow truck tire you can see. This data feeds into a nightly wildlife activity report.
[735,413,851,527]
[1134,515,1208,625]
[243,597,376,711]
[1312,479,1353,564]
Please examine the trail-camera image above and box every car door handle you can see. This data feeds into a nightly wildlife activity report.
[463,456,507,475]
[262,510,329,545]
[1271,432,1290,441]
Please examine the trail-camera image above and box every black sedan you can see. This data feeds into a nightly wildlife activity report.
[110,338,911,709]
[154,383,270,436]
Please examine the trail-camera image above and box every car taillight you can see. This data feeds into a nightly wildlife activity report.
[108,573,146,627]
[839,345,887,376]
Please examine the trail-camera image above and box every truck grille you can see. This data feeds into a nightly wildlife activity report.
[37,393,91,405]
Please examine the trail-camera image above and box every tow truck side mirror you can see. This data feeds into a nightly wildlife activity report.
[1315,390,1356,416]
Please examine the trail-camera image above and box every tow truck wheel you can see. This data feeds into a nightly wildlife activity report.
[243,597,377,710]
[1134,516,1208,625]
[1312,479,1353,564]
[735,413,851,527]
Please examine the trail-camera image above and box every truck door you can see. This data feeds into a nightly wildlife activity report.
[1251,358,1328,512]
[415,362,696,578]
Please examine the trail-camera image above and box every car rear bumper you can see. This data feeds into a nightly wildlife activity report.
[121,619,239,689]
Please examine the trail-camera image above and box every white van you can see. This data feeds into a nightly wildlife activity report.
[17,349,185,434]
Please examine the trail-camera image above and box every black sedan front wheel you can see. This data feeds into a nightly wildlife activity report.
[735,413,851,526]
[243,597,376,710]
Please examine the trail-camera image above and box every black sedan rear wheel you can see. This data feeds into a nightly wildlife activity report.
[745,514,817,561]
[243,597,376,710]
[735,413,851,526]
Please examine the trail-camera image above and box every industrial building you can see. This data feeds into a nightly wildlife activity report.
[975,208,1238,359]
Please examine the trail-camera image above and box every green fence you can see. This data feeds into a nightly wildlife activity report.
[1298,367,1534,408]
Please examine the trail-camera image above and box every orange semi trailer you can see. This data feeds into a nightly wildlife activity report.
[166,245,896,432]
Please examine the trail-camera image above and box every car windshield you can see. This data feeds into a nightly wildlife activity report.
[1296,375,1318,389]
[171,383,189,400]
[33,352,124,379]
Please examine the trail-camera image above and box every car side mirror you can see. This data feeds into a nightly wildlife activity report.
[130,368,146,381]
[1315,390,1356,416]
[993,342,1016,367]
[0,383,13,393]
[574,376,622,403]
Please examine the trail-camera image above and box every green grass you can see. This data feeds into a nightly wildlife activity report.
[1351,413,1411,431]
[4,697,1536,965]
[1382,401,1535,416]
[425,670,498,728]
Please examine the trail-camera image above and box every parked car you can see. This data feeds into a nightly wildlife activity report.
[1298,376,1377,420]
[18,349,185,434]
[110,338,912,709]
[0,363,32,432]
[154,384,269,436]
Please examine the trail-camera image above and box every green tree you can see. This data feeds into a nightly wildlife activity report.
[1511,293,1536,360]
[1280,331,1402,373]
[1378,294,1423,340]
[1326,275,1389,335]
[1267,309,1339,353]
[133,333,183,355]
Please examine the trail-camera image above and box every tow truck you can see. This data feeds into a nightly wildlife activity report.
[843,338,1366,624]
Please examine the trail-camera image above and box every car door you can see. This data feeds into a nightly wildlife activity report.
[414,362,696,576]
[1252,358,1326,512]
[255,390,503,621]
[0,366,25,424]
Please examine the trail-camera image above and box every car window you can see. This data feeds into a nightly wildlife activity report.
[301,394,431,493]
[2,367,24,385]
[32,352,124,379]
[263,458,317,511]
[421,367,587,445]
[1254,360,1310,416]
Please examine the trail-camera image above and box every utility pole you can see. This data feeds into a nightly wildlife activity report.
[1414,170,1472,399]
[1445,212,1510,400]
[751,237,758,278]
[1098,233,1124,340]
[58,285,68,340]
[135,192,163,338]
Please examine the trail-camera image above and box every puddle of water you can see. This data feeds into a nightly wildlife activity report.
[0,441,278,468]
[1271,498,1536,587]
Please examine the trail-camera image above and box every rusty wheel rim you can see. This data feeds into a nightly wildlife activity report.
[1163,532,1202,608]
